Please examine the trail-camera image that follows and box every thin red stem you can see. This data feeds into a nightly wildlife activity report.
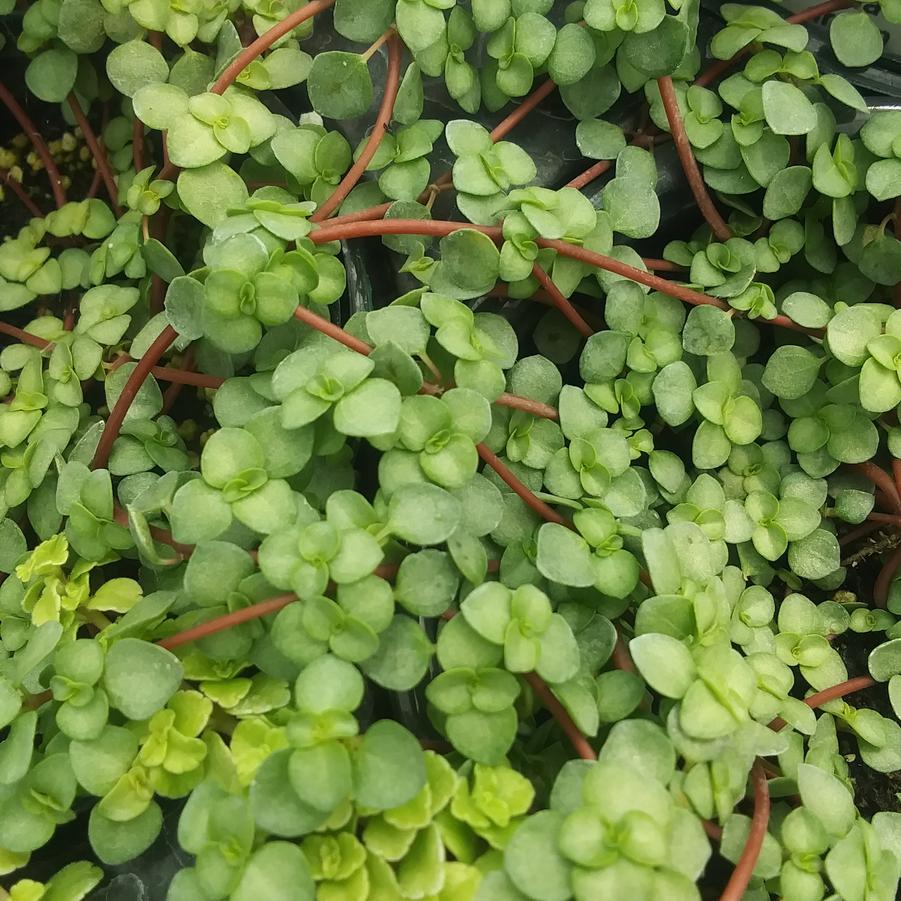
[787,0,853,24]
[320,201,393,228]
[313,34,402,221]
[866,512,901,528]
[768,676,876,731]
[495,393,559,421]
[0,81,65,208]
[157,594,297,650]
[0,169,44,218]
[531,263,593,338]
[491,79,558,143]
[67,94,122,217]
[294,304,373,355]
[851,462,901,515]
[86,168,103,200]
[892,459,901,501]
[152,364,221,389]
[308,219,822,336]
[133,115,145,173]
[839,520,883,548]
[92,325,178,470]
[212,0,337,95]
[524,672,596,761]
[719,763,770,901]
[161,348,196,413]
[658,76,732,242]
[875,543,901,608]
[893,199,900,307]
[476,443,568,526]
[156,0,338,183]
[112,506,194,558]
[566,159,612,191]
[644,258,686,272]
[612,634,637,673]
[294,303,559,420]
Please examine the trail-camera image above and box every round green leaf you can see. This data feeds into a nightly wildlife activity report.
[25,48,78,103]
[102,639,183,721]
[178,162,249,228]
[830,11,883,68]
[107,40,169,97]
[353,720,426,810]
[308,51,374,119]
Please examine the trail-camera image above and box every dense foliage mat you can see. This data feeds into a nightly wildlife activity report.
[0,0,900,899]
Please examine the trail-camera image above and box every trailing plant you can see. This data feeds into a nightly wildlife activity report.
[0,0,900,899]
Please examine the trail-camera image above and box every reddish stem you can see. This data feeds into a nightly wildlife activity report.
[893,199,900,308]
[0,169,44,218]
[152,364,222,389]
[157,593,297,650]
[566,159,612,191]
[768,676,876,731]
[212,0,337,95]
[67,94,122,217]
[491,79,558,143]
[851,462,901,515]
[113,506,194,558]
[92,325,178,470]
[719,763,770,901]
[0,81,66,208]
[476,443,568,526]
[294,304,373,356]
[294,303,559,419]
[495,393,559,421]
[317,201,393,228]
[312,34,402,222]
[156,0,338,183]
[524,672,596,761]
[531,263,593,338]
[867,512,901,528]
[133,115,145,173]
[161,348,196,413]
[875,543,901,608]
[892,459,901,501]
[309,218,822,336]
[658,76,732,243]
[643,258,686,273]
[787,0,853,24]
[86,168,103,200]
[839,520,883,548]
[612,634,637,673]
[696,0,852,87]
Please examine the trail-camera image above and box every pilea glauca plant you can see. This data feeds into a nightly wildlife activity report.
[0,0,900,899]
